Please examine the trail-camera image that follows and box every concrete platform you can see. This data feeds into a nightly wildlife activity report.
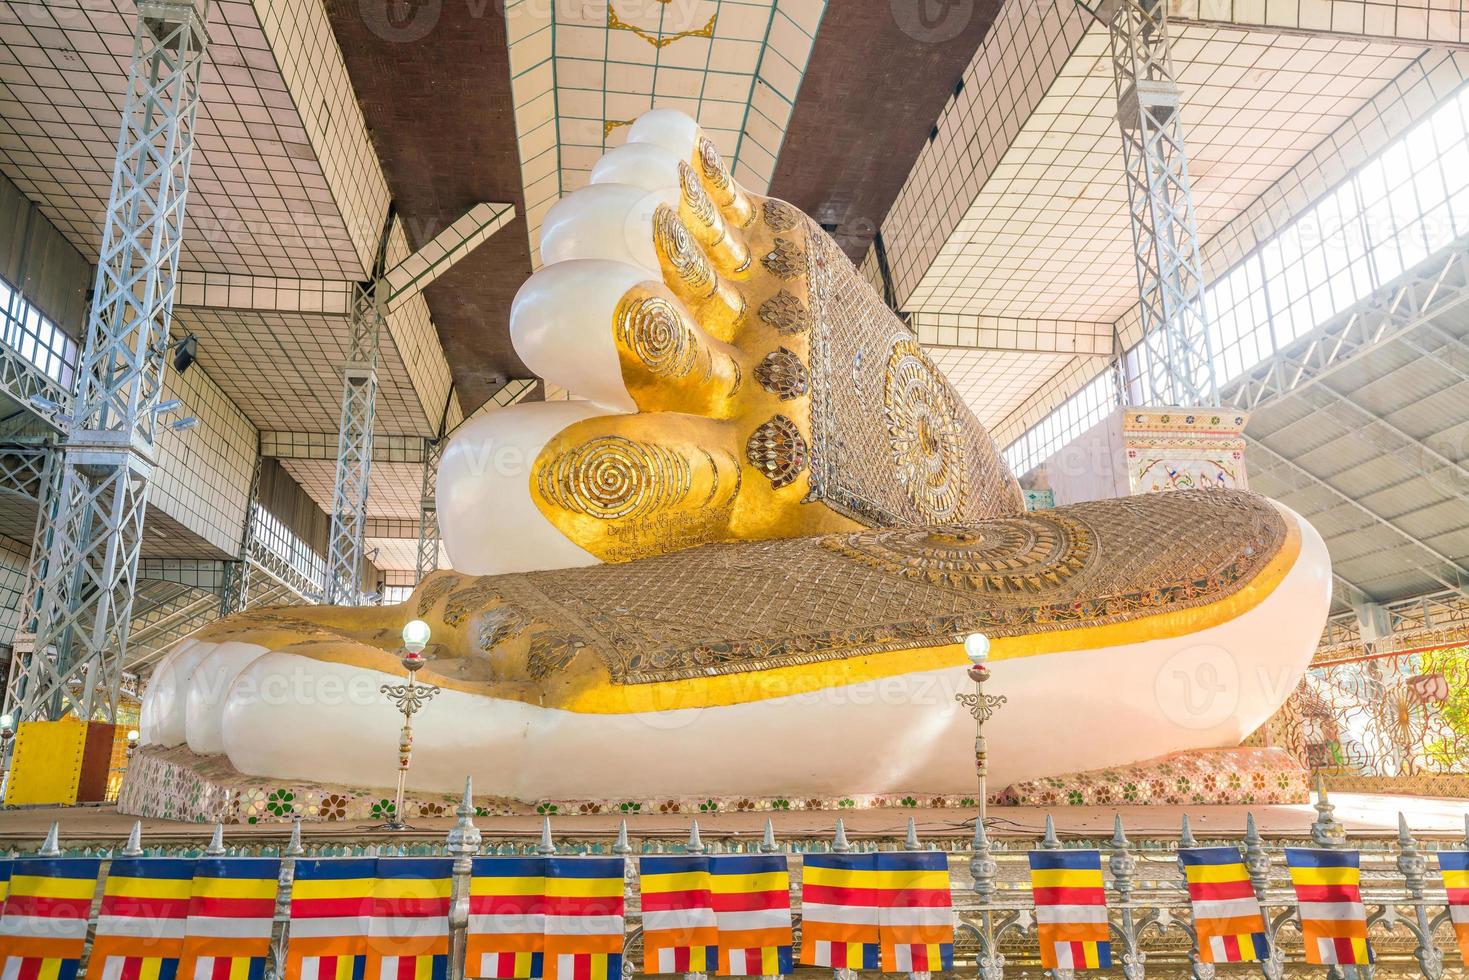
[1,793,1465,850]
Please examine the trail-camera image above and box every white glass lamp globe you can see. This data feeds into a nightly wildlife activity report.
[963,632,991,664]
[0,713,12,729]
[402,619,432,654]
[127,729,140,742]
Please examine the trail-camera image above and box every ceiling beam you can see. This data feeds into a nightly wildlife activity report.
[1222,242,1469,413]
[383,203,517,312]
[175,273,354,315]
[909,312,1115,356]
[1246,434,1469,599]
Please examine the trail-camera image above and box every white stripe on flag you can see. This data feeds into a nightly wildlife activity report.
[1299,902,1366,922]
[712,909,790,932]
[1054,942,1075,970]
[1209,936,1227,961]
[556,954,575,977]
[369,919,449,940]
[892,946,913,972]
[644,908,717,931]
[1036,906,1109,924]
[0,916,90,941]
[813,941,832,967]
[185,918,275,939]
[1318,938,1339,964]
[1,958,19,980]
[468,914,545,934]
[193,960,218,980]
[101,957,126,980]
[1194,898,1264,920]
[96,917,188,940]
[303,958,320,978]
[655,948,674,973]
[291,918,374,938]
[542,915,623,936]
[799,903,881,926]
[881,907,953,927]
[379,958,400,980]
[1451,907,1469,925]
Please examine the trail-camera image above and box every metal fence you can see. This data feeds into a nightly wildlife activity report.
[4,783,1469,979]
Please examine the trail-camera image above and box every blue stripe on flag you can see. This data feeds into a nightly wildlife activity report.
[376,858,454,879]
[876,852,947,872]
[0,859,10,885]
[194,858,280,880]
[802,854,877,871]
[545,857,623,879]
[1438,851,1469,872]
[294,858,379,880]
[1177,847,1245,867]
[1285,848,1359,869]
[12,858,102,879]
[470,857,547,878]
[109,858,197,880]
[1250,934,1271,960]
[1028,851,1102,871]
[707,855,786,876]
[640,856,708,876]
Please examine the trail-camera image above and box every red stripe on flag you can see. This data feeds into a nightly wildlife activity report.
[641,892,710,913]
[292,898,374,918]
[1032,886,1107,906]
[17,960,40,980]
[468,896,549,915]
[709,892,788,913]
[1188,880,1255,902]
[574,955,591,980]
[1294,884,1361,904]
[830,945,846,969]
[801,884,882,907]
[100,896,192,919]
[542,896,621,917]
[192,897,278,918]
[1223,935,1240,961]
[911,945,929,971]
[121,957,143,980]
[883,889,951,908]
[4,896,94,918]
[375,897,451,917]
[316,957,335,980]
[212,958,232,980]
[397,957,415,980]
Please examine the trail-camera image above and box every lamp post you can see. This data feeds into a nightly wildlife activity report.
[954,633,1006,828]
[379,619,441,831]
[126,729,139,760]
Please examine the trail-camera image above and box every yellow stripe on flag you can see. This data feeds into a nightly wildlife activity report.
[1183,865,1248,884]
[761,948,778,974]
[192,879,280,900]
[1443,870,1469,890]
[544,877,623,898]
[293,880,376,900]
[641,872,711,893]
[1030,868,1105,889]
[38,961,62,980]
[105,877,194,900]
[1288,867,1358,886]
[335,956,356,980]
[470,877,544,897]
[800,867,948,890]
[230,959,253,980]
[10,875,96,900]
[374,879,452,900]
[709,872,788,894]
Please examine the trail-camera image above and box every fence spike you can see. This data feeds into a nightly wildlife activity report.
[286,818,305,857]
[1463,812,1469,850]
[1310,771,1344,847]
[1179,813,1197,848]
[969,815,996,905]
[1108,814,1135,903]
[205,823,225,856]
[612,820,631,856]
[1040,813,1060,850]
[1111,814,1128,847]
[905,816,920,851]
[832,819,851,853]
[447,777,481,856]
[38,821,60,857]
[121,820,143,857]
[760,818,777,854]
[688,819,706,855]
[537,816,555,855]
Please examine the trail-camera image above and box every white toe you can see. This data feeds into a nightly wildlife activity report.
[590,143,683,194]
[539,182,675,275]
[510,259,655,414]
[438,400,605,575]
[627,109,699,160]
[139,639,214,747]
[184,641,270,755]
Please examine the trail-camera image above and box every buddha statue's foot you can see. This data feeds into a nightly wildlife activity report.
[140,490,1330,802]
[136,109,1333,804]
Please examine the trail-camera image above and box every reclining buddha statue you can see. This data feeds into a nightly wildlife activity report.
[138,110,1331,807]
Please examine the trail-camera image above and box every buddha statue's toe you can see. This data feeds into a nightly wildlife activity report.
[140,489,1330,802]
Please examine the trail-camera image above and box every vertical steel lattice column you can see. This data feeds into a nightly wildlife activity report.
[220,448,263,615]
[8,0,207,722]
[324,280,384,605]
[1108,0,1218,406]
[414,435,442,585]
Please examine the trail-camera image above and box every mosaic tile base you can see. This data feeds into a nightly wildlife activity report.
[117,744,1309,823]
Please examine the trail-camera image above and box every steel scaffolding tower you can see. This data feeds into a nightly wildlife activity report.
[220,448,262,615]
[1107,0,1218,406]
[413,434,442,585]
[325,279,385,605]
[6,0,208,722]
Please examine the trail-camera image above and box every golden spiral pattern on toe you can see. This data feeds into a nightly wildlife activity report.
[539,435,692,520]
[615,294,699,379]
[653,204,716,297]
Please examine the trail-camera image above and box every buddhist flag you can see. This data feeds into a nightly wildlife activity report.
[465,857,624,980]
[1438,851,1469,961]
[801,853,954,974]
[368,859,453,980]
[1177,847,1268,964]
[708,855,792,977]
[1029,850,1111,971]
[286,858,376,980]
[0,857,101,980]
[800,855,880,971]
[1284,848,1372,966]
[0,859,10,905]
[640,857,717,975]
[543,858,624,980]
[91,858,196,980]
[467,858,546,979]
[178,857,281,980]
